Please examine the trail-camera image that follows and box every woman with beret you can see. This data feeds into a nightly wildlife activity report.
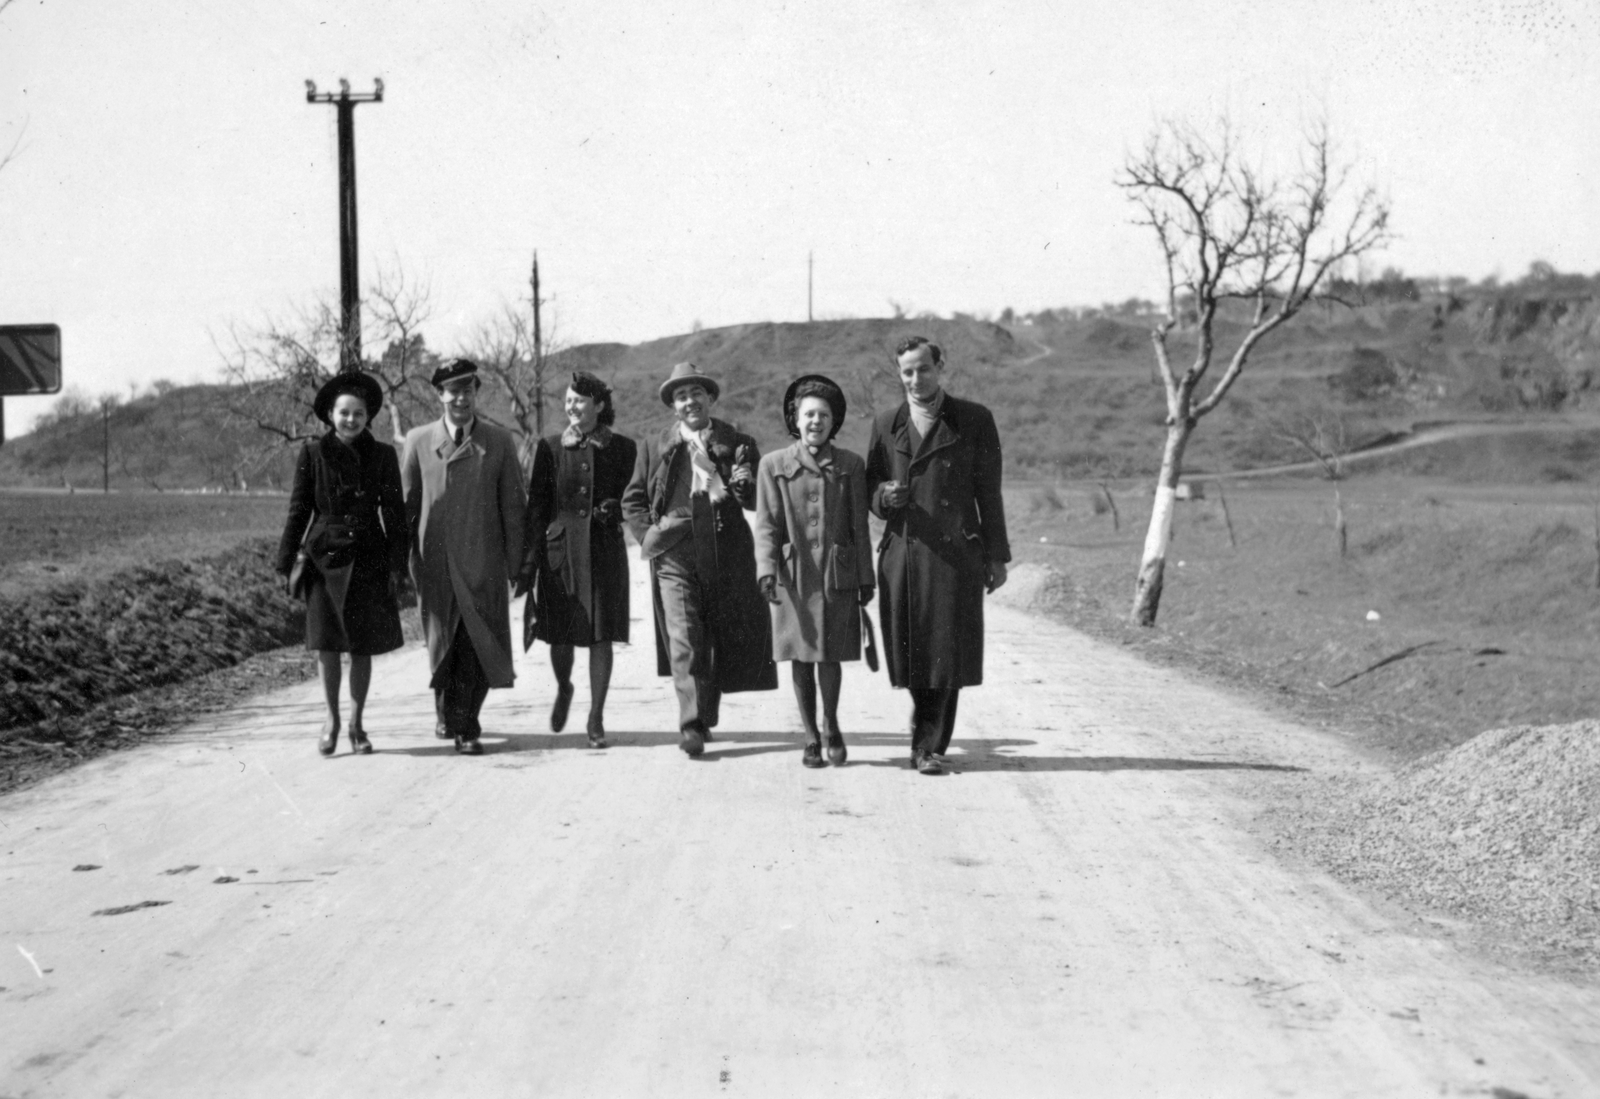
[754,374,875,767]
[276,372,409,756]
[516,372,638,747]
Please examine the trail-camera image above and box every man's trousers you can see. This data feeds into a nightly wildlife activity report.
[432,619,490,740]
[909,687,960,758]
[653,542,722,734]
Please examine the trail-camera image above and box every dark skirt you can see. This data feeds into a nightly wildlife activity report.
[530,526,630,647]
[304,545,404,655]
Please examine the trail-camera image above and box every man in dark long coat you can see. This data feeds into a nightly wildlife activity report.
[401,359,527,755]
[622,362,777,757]
[865,336,1010,775]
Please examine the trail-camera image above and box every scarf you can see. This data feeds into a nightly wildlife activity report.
[908,389,944,441]
[679,421,727,503]
[561,423,612,450]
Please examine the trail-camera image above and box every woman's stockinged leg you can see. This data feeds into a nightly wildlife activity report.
[818,662,842,731]
[550,644,576,688]
[348,654,372,732]
[587,642,613,725]
[318,651,343,732]
[791,661,820,741]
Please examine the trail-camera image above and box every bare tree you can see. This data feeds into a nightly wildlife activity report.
[215,299,339,448]
[1118,117,1390,625]
[1271,405,1351,480]
[365,260,437,441]
[466,253,556,470]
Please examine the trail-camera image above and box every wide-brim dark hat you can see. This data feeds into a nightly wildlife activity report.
[658,362,720,406]
[313,370,385,426]
[783,373,847,439]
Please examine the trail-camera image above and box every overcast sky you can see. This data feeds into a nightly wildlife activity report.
[2,0,1596,436]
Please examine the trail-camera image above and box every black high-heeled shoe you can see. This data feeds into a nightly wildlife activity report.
[826,733,847,767]
[586,713,607,749]
[348,729,373,755]
[318,722,339,757]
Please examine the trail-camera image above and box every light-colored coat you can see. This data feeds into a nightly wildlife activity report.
[753,441,874,663]
[401,416,527,688]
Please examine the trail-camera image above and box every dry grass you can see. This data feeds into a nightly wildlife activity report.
[1006,474,1600,761]
[0,490,286,600]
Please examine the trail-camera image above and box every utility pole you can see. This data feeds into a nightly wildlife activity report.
[306,78,383,373]
[807,250,814,322]
[529,251,545,436]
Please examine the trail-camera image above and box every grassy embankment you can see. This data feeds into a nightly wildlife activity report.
[1005,469,1600,761]
[0,492,320,791]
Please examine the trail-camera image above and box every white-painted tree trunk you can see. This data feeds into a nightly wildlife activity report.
[1131,420,1192,626]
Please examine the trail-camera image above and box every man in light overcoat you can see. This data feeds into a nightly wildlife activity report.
[621,362,777,757]
[865,336,1010,775]
[401,358,527,755]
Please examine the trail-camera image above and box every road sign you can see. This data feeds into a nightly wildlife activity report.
[0,324,63,396]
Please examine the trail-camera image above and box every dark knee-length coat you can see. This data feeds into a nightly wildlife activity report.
[517,428,637,648]
[275,430,408,655]
[865,395,1011,689]
[621,418,777,694]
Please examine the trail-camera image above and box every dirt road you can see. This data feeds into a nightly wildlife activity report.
[4,566,1598,1098]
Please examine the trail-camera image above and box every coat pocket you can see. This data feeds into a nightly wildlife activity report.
[825,544,859,593]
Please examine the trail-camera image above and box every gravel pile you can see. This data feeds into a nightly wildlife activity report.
[1284,721,1600,968]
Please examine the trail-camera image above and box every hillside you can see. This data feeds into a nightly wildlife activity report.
[3,297,1598,490]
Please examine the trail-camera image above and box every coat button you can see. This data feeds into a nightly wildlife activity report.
[809,517,818,525]
[809,493,818,502]
[577,508,588,517]
[941,498,950,507]
[580,462,589,471]
[578,485,588,494]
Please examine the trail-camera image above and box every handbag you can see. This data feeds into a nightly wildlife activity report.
[860,604,879,672]
[287,513,316,599]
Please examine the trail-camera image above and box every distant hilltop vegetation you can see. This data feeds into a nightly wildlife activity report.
[4,289,1600,493]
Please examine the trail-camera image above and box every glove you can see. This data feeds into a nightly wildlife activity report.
[857,585,875,606]
[759,575,781,604]
[593,498,621,528]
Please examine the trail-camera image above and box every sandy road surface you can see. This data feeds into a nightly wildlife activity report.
[4,566,1599,1098]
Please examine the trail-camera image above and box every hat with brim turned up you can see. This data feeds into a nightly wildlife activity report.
[658,362,720,406]
[782,373,847,440]
[312,370,385,426]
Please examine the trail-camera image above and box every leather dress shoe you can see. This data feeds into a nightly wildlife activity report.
[550,682,575,732]
[679,726,705,758]
[914,750,944,776]
[801,742,825,769]
[348,729,374,755]
[434,720,451,740]
[455,736,483,756]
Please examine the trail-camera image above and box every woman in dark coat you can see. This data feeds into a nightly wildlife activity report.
[276,372,408,756]
[516,372,637,747]
[754,375,874,768]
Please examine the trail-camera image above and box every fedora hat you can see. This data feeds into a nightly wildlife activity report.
[658,362,720,406]
[312,370,385,426]
[782,373,846,440]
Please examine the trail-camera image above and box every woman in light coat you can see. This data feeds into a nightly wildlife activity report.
[754,374,875,768]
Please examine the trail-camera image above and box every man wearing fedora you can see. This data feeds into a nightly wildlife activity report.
[621,362,777,756]
[401,358,527,755]
[866,336,1010,776]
